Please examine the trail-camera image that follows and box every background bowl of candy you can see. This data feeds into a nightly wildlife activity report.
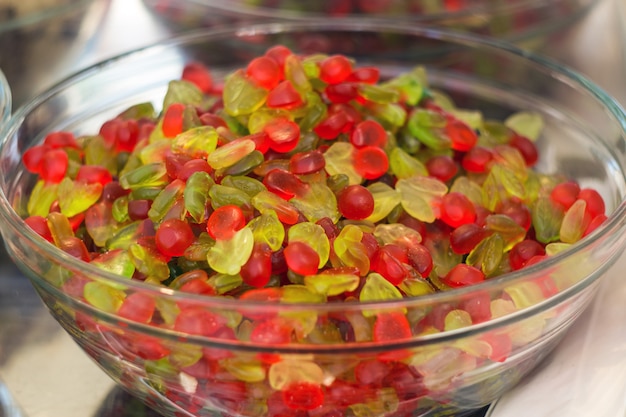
[0,22,625,417]
[142,0,599,53]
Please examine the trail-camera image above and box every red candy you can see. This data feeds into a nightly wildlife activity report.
[155,218,195,257]
[206,205,246,240]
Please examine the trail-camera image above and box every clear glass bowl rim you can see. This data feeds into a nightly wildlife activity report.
[0,21,625,320]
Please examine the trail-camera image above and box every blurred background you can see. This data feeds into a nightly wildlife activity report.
[0,0,624,416]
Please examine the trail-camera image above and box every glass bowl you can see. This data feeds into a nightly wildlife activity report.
[0,0,102,107]
[142,0,599,50]
[0,68,10,126]
[1,22,626,417]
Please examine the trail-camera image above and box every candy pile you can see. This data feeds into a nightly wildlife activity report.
[18,45,607,415]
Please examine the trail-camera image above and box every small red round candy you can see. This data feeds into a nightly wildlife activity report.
[407,244,434,278]
[177,159,212,182]
[509,132,538,166]
[577,188,605,218]
[445,119,477,151]
[206,205,246,240]
[128,199,152,221]
[282,382,325,411]
[462,146,493,173]
[240,243,273,288]
[319,55,353,85]
[44,131,79,149]
[550,181,580,210]
[347,66,380,84]
[118,292,156,323]
[182,61,213,93]
[439,192,476,228]
[314,110,350,140]
[263,169,307,200]
[497,199,532,231]
[337,184,374,220]
[350,119,387,148]
[263,118,301,153]
[450,223,489,254]
[509,240,546,271]
[24,215,53,242]
[426,155,458,182]
[162,103,185,138]
[246,56,281,90]
[353,146,389,180]
[373,312,412,342]
[155,218,195,257]
[76,165,113,186]
[23,144,49,175]
[371,246,408,285]
[264,45,292,72]
[289,150,325,174]
[283,241,320,276]
[443,264,485,288]
[40,148,69,183]
[324,82,359,104]
[266,80,304,110]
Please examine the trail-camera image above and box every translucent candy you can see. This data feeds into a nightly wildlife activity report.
[365,102,407,129]
[333,225,370,275]
[323,142,362,185]
[360,273,404,316]
[148,179,185,223]
[396,176,448,223]
[27,180,58,217]
[484,214,526,251]
[450,176,483,207]
[83,281,126,313]
[373,223,422,248]
[223,357,266,383]
[288,222,330,268]
[206,227,254,275]
[251,190,300,225]
[531,196,564,244]
[358,84,400,104]
[560,199,589,243]
[171,126,218,158]
[407,109,450,150]
[129,243,170,282]
[91,249,135,278]
[268,359,324,390]
[221,175,265,197]
[85,202,119,247]
[247,211,285,251]
[184,171,214,223]
[388,147,428,179]
[505,111,544,141]
[304,272,360,296]
[207,138,256,170]
[466,233,505,277]
[284,54,312,94]
[399,278,435,297]
[119,162,168,190]
[46,212,75,247]
[207,273,243,295]
[223,69,269,116]
[209,184,251,210]
[290,174,340,224]
[383,66,427,106]
[444,310,473,331]
[163,80,204,109]
[363,183,400,223]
